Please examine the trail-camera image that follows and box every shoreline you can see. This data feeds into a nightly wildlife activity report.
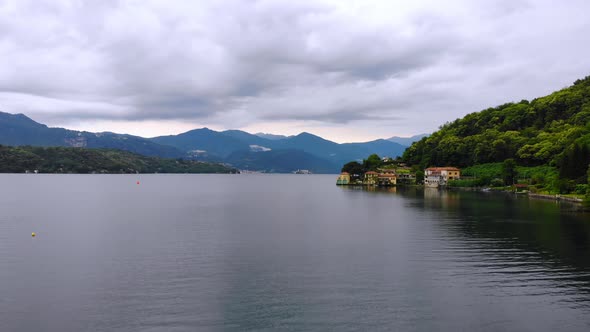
[339,183,588,207]
[527,192,583,203]
[448,186,584,203]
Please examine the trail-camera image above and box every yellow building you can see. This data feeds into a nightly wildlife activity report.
[364,171,379,185]
[424,167,461,187]
[378,170,397,186]
[336,172,351,185]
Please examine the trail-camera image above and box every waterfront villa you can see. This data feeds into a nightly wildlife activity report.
[424,167,461,187]
[364,171,379,185]
[336,172,351,185]
[395,168,416,185]
[337,167,417,186]
[377,170,397,186]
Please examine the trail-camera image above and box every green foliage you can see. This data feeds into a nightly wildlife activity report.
[402,76,590,174]
[341,161,364,179]
[341,155,385,177]
[502,159,517,185]
[459,162,559,191]
[401,76,590,194]
[415,170,424,184]
[363,154,382,171]
[461,163,503,178]
[0,145,236,174]
[575,184,588,195]
[559,143,590,182]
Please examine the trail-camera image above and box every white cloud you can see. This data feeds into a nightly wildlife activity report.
[1,0,590,141]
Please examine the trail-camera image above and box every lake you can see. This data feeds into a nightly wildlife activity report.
[1,174,590,331]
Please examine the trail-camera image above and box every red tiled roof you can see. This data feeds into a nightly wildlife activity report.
[365,171,378,175]
[341,172,350,175]
[426,167,460,171]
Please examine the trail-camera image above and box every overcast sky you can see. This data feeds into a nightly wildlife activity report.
[1,0,589,142]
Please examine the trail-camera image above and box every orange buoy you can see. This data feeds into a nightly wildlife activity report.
[137,181,140,185]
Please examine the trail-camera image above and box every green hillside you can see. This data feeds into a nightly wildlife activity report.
[0,145,237,174]
[403,76,590,191]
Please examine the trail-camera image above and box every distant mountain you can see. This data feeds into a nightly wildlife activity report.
[221,130,274,147]
[270,132,405,166]
[151,128,248,159]
[387,134,429,146]
[0,111,409,173]
[255,133,289,140]
[342,139,408,159]
[151,129,407,169]
[225,149,338,173]
[0,112,185,158]
[272,132,345,158]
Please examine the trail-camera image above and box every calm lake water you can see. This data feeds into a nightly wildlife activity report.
[1,174,590,331]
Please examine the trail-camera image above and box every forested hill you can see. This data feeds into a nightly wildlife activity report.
[0,145,237,174]
[403,76,590,182]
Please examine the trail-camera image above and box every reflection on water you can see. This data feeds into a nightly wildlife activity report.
[347,186,590,309]
[1,175,590,331]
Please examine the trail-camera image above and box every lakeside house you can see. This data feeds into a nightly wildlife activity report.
[364,171,379,185]
[424,167,461,187]
[336,172,351,185]
[336,167,416,186]
[395,168,416,185]
[378,170,397,186]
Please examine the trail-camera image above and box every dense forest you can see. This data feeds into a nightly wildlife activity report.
[402,76,590,193]
[0,145,237,174]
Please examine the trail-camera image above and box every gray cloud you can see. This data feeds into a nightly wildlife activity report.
[1,0,590,139]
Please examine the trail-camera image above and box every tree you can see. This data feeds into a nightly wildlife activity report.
[502,158,517,185]
[363,154,382,171]
[341,161,364,179]
[415,170,424,184]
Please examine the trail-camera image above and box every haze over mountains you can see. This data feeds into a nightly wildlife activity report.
[387,134,430,146]
[0,111,425,173]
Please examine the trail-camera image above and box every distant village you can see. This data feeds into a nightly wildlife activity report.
[337,164,461,188]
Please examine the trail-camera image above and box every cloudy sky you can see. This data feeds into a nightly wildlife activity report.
[1,0,589,142]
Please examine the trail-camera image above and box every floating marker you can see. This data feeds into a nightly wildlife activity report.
[31,232,36,237]
[137,181,140,185]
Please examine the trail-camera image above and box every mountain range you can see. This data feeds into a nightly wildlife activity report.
[0,112,184,158]
[0,111,424,173]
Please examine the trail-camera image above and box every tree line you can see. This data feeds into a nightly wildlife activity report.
[0,145,236,174]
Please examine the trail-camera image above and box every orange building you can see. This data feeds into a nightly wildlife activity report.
[377,170,397,186]
[424,167,461,187]
[364,171,379,185]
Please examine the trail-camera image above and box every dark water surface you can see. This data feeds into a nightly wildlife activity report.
[1,174,590,331]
